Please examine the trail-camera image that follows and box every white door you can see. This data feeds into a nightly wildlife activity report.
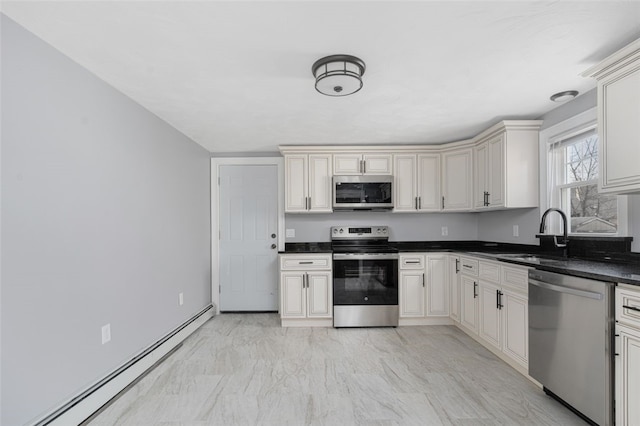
[488,135,505,207]
[219,165,279,311]
[460,275,479,333]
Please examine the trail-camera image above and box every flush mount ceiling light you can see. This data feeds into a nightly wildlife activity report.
[550,90,579,102]
[312,54,366,97]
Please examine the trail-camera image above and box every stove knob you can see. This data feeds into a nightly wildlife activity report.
[382,228,387,234]
[333,229,337,234]
[339,228,344,233]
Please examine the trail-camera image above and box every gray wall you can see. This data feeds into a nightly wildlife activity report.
[1,15,211,425]
[285,212,478,242]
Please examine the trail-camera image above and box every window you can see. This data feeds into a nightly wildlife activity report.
[548,126,619,234]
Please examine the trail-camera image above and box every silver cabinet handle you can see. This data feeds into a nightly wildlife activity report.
[473,281,478,298]
[415,197,418,210]
[418,196,421,210]
[442,196,445,209]
[455,258,460,273]
[362,159,366,174]
[422,273,425,287]
[298,261,313,264]
[405,260,421,264]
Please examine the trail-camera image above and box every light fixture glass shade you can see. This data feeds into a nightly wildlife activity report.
[550,90,579,102]
[312,55,366,97]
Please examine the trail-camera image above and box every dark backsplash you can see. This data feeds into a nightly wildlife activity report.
[537,235,639,265]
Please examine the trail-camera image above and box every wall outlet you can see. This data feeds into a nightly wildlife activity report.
[513,225,519,237]
[441,226,448,236]
[285,228,295,238]
[101,324,111,345]
[179,292,184,306]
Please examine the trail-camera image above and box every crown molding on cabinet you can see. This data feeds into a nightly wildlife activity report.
[278,120,542,154]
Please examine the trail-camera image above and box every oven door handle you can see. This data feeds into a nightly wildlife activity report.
[333,253,399,260]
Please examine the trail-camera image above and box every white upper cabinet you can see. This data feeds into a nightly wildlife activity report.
[284,154,332,213]
[584,38,640,194]
[442,147,473,211]
[393,153,441,212]
[473,121,541,210]
[334,153,392,175]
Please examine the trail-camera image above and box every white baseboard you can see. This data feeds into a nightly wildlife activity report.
[38,306,214,426]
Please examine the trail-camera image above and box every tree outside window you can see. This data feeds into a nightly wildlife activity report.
[552,130,618,234]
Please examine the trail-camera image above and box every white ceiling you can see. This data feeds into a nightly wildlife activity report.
[2,1,640,153]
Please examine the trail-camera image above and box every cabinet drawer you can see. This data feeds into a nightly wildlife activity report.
[617,285,640,328]
[479,261,500,282]
[400,254,425,270]
[279,254,332,271]
[502,265,529,294]
[460,257,478,276]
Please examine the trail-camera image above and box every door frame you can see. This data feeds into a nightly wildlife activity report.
[211,157,285,314]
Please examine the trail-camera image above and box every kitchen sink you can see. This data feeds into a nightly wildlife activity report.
[496,253,564,264]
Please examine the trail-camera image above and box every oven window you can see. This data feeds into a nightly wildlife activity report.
[335,182,392,204]
[333,259,398,305]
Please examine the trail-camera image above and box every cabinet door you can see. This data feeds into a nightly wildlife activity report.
[364,154,393,175]
[400,270,425,317]
[417,153,441,211]
[473,143,488,209]
[460,275,478,333]
[502,289,528,367]
[307,271,332,318]
[442,148,472,211]
[426,254,449,317]
[599,65,640,194]
[487,135,505,207]
[334,154,362,175]
[479,281,501,349]
[393,154,417,212]
[616,324,640,426]
[449,256,460,322]
[285,155,308,212]
[280,272,306,318]
[308,154,333,212]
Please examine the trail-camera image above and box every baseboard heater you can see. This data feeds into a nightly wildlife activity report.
[31,304,214,426]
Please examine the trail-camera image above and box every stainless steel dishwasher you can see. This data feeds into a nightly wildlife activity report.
[528,269,614,426]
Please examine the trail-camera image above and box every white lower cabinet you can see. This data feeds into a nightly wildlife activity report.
[399,253,450,324]
[478,264,529,369]
[460,274,479,333]
[456,256,529,373]
[459,257,479,333]
[616,285,640,426]
[279,254,332,326]
[449,255,461,322]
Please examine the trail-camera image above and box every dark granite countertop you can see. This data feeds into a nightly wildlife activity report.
[279,242,332,254]
[462,252,640,286]
[281,241,640,286]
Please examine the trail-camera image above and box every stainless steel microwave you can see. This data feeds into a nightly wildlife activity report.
[333,175,394,210]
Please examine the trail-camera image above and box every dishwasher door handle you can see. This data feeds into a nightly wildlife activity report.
[529,278,603,300]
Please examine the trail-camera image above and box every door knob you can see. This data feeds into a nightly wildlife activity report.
[271,234,276,239]
[271,244,277,249]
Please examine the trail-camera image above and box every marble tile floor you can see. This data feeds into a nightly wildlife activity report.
[86,314,587,426]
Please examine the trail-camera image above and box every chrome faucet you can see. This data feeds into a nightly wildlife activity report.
[539,208,569,256]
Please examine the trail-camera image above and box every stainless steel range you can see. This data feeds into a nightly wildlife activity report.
[331,226,399,327]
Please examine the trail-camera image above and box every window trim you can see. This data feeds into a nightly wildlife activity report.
[539,107,628,236]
